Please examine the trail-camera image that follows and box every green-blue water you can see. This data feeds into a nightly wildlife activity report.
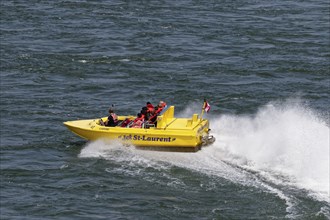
[1,1,329,219]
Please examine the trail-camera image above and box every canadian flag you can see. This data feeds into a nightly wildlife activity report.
[204,101,211,113]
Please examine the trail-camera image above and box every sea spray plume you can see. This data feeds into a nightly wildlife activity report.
[212,100,329,202]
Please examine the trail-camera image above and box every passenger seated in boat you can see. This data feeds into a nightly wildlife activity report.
[141,107,149,120]
[154,101,167,115]
[131,113,144,128]
[148,107,158,124]
[155,101,167,115]
[147,101,166,126]
[146,102,154,112]
[120,118,131,127]
[100,108,118,127]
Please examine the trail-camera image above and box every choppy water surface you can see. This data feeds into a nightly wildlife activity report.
[1,1,329,219]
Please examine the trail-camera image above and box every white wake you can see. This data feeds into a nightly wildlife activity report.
[79,100,329,210]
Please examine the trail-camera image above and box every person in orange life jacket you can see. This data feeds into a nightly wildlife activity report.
[131,113,144,128]
[100,108,118,127]
[159,100,166,109]
[155,101,166,115]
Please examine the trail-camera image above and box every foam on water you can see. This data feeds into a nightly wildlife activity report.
[79,100,329,209]
[212,100,329,203]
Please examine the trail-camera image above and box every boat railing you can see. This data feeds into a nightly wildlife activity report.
[127,121,134,128]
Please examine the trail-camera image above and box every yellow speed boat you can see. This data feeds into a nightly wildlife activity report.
[64,106,215,152]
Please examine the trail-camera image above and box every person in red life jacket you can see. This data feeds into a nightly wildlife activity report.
[148,101,166,126]
[140,107,149,120]
[120,118,131,127]
[148,107,158,124]
[131,113,144,128]
[146,102,154,112]
[100,108,118,127]
[148,101,166,124]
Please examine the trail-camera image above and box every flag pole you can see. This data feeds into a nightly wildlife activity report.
[200,99,206,120]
